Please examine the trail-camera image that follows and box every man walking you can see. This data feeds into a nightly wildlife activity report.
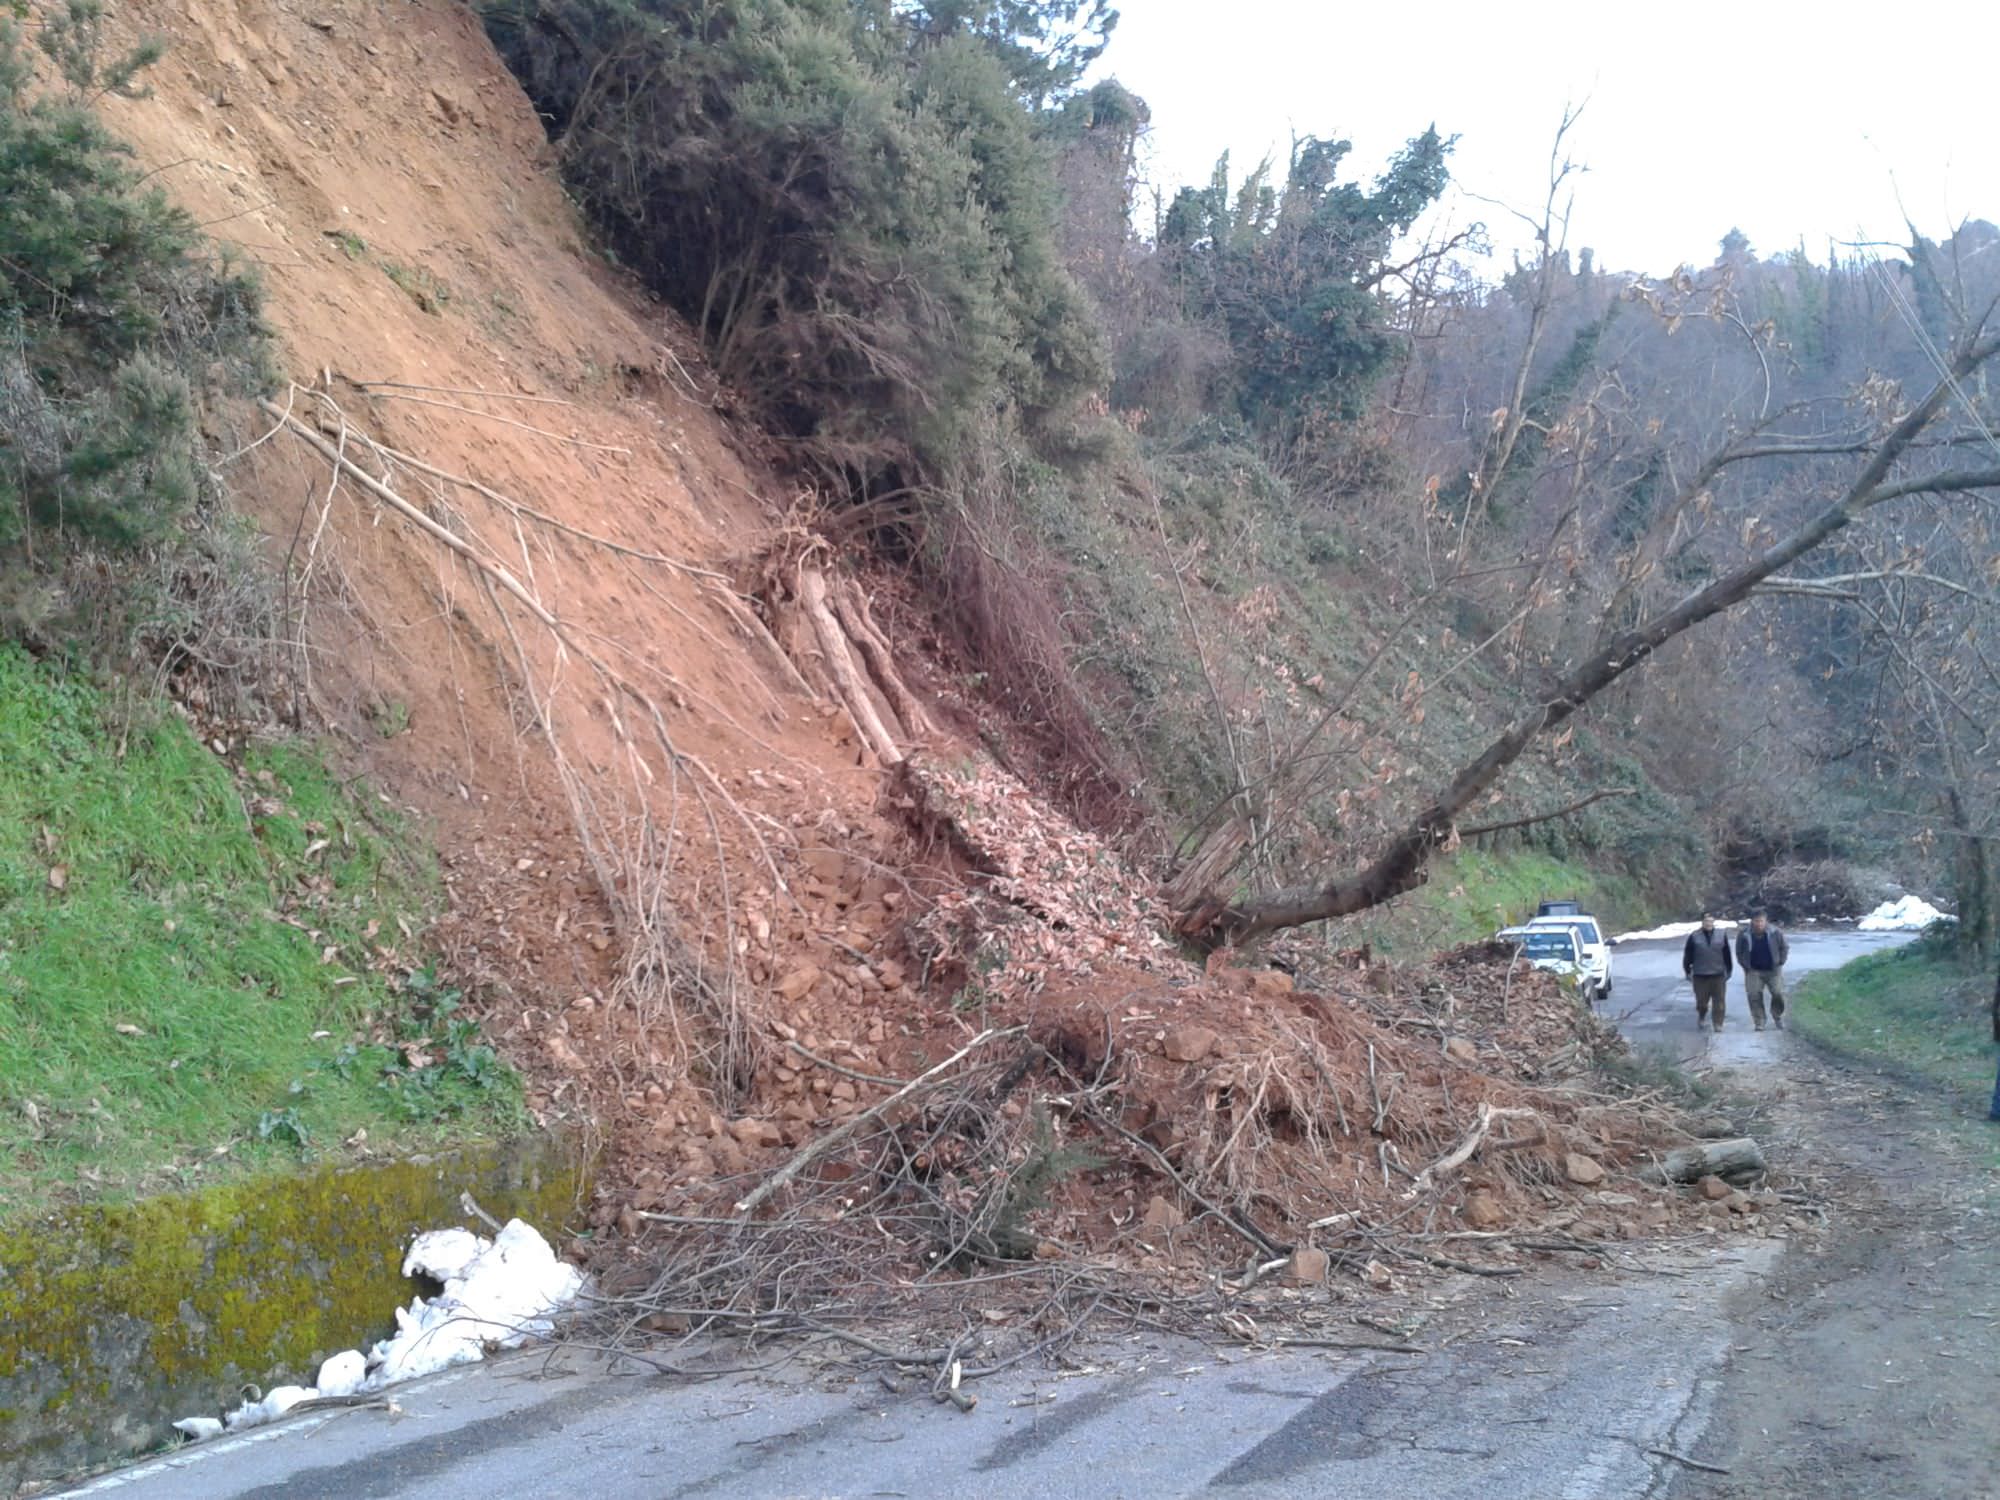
[1682,914,1734,1032]
[1735,910,1791,1032]
[1988,968,1999,1123]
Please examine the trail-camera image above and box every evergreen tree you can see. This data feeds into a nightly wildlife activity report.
[1159,129,1451,432]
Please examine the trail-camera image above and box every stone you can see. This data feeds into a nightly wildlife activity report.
[1698,1174,1733,1201]
[1140,1194,1183,1231]
[1593,1191,1638,1208]
[775,965,822,1002]
[1445,1037,1478,1065]
[710,1136,747,1174]
[1163,1025,1220,1064]
[1564,1152,1606,1186]
[1288,1247,1330,1284]
[1463,1190,1507,1230]
[728,1117,783,1150]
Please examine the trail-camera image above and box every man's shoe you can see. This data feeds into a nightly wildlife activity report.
[1755,1023,1764,1032]
[1774,1015,1785,1030]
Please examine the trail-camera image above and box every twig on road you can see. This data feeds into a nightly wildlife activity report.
[1647,1445,1731,1475]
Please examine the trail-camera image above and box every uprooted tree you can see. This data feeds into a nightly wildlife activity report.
[1175,305,2000,945]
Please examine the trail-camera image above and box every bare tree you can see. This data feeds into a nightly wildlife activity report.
[1461,104,1587,523]
[1178,308,2000,945]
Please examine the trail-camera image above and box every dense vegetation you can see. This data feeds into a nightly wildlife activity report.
[481,0,2000,946]
[0,2,267,640]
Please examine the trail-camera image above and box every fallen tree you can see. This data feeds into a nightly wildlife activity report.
[1638,1137,1767,1186]
[1180,309,2000,945]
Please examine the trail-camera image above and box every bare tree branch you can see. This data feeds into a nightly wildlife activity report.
[1458,786,1637,839]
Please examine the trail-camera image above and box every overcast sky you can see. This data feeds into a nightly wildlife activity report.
[1090,2,2000,275]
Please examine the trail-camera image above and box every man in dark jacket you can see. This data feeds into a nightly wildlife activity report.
[1988,967,1999,1123]
[1735,910,1791,1032]
[1682,914,1734,1033]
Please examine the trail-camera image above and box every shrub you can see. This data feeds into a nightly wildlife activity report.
[0,2,267,585]
[486,0,1104,500]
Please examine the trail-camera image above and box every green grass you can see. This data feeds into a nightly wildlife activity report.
[1792,937,1996,1111]
[1341,846,1655,956]
[0,646,521,1216]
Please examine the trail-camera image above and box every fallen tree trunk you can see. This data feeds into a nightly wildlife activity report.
[827,578,934,741]
[799,565,903,765]
[1637,1137,1767,1185]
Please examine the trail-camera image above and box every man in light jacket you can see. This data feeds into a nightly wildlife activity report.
[1735,910,1791,1032]
[1682,914,1734,1033]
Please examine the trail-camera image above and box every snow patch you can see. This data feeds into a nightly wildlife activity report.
[174,1218,583,1441]
[1612,919,1739,943]
[315,1348,368,1399]
[1857,894,1955,931]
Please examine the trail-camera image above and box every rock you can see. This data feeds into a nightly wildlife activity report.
[729,1117,783,1150]
[1463,1190,1507,1229]
[1698,1174,1733,1201]
[1362,1259,1395,1290]
[1288,1247,1330,1284]
[1726,1192,1754,1215]
[775,965,822,1002]
[1163,1024,1219,1063]
[1565,1152,1606,1186]
[1225,966,1295,997]
[1593,1191,1638,1208]
[1140,1194,1183,1231]
[1445,1037,1478,1065]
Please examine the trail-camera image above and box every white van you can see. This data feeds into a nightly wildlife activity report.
[1497,914,1614,1001]
[1526,913,1612,1000]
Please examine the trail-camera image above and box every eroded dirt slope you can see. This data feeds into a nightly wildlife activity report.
[102,0,889,1146]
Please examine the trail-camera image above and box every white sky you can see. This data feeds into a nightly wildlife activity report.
[1090,1,2000,275]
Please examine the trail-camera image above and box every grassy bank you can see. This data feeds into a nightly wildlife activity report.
[1792,936,1995,1113]
[1341,846,1655,956]
[0,646,521,1217]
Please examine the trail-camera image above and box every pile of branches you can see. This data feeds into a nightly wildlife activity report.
[575,961,1699,1380]
[581,1031,1238,1393]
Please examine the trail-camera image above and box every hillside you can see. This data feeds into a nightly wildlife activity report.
[68,0,1712,1245]
[94,0,895,1197]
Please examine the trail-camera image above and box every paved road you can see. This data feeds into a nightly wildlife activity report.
[52,929,1917,1500]
[1607,927,1914,1066]
[55,1251,1781,1500]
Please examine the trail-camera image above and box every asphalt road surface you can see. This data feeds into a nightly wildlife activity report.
[52,931,1921,1500]
[1607,926,1914,1065]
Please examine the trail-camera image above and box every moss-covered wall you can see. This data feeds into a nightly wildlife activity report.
[0,1136,588,1488]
